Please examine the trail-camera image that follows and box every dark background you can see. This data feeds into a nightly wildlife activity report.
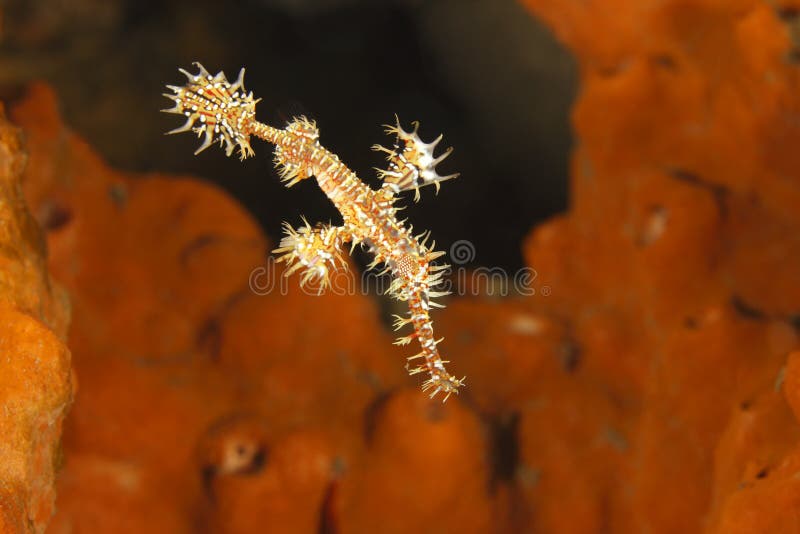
[0,0,577,270]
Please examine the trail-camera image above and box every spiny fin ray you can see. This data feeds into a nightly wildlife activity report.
[374,116,459,200]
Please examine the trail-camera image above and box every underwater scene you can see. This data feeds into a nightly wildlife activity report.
[1,0,800,532]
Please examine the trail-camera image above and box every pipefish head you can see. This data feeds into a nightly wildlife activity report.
[162,62,258,159]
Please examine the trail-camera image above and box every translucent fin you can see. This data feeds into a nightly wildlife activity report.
[373,116,459,201]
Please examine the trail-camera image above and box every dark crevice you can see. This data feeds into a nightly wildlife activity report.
[198,414,270,504]
[38,198,73,232]
[777,7,800,63]
[237,447,267,475]
[196,319,222,362]
[597,64,624,78]
[650,54,678,70]
[603,427,629,453]
[196,288,250,362]
[487,411,520,493]
[731,294,768,321]
[729,295,800,334]
[178,234,226,267]
[560,336,582,373]
[317,481,339,534]
[108,182,128,207]
[598,493,613,534]
[362,390,393,446]
[201,464,217,502]
[666,168,729,218]
[200,445,267,503]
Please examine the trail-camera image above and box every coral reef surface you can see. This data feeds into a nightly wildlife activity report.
[0,102,72,533]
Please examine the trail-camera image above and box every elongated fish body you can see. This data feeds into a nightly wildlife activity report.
[163,63,464,400]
